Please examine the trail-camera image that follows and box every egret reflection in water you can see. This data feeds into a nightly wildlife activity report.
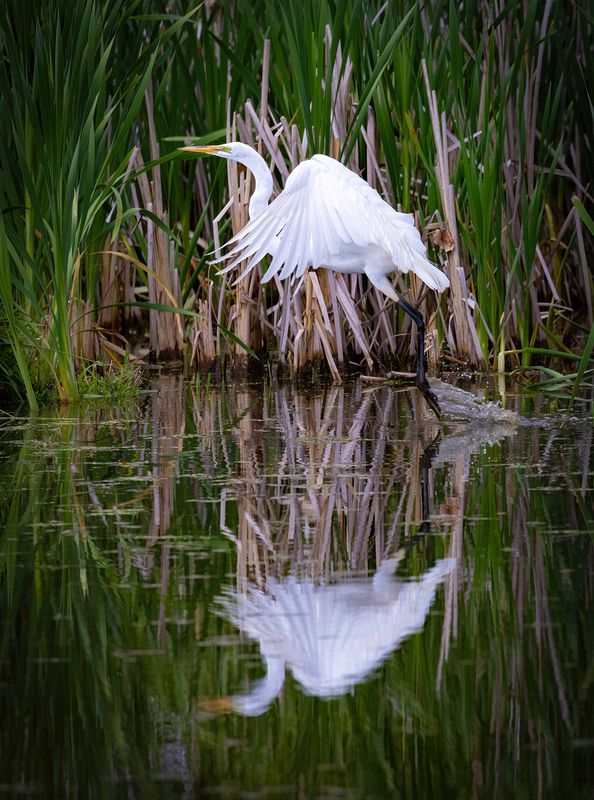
[207,381,519,716]
[219,554,456,716]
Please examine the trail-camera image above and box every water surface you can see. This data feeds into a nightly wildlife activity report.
[0,376,593,798]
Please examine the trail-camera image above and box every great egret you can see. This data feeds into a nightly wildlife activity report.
[181,142,449,412]
[217,556,456,716]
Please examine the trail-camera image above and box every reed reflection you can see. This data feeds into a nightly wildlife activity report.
[199,382,517,714]
[214,384,447,580]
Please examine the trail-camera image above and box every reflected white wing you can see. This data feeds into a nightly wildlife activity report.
[220,557,456,715]
[216,154,449,292]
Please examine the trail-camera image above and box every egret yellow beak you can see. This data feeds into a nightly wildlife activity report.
[178,144,230,154]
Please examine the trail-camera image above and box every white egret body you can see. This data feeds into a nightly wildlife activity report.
[180,142,449,413]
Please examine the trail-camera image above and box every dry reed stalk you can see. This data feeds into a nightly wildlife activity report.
[362,107,390,199]
[101,148,139,338]
[489,1,563,355]
[326,26,357,172]
[292,271,340,379]
[334,275,374,368]
[226,123,251,372]
[137,84,184,359]
[222,104,267,373]
[302,268,319,370]
[190,295,218,373]
[421,59,483,366]
[523,3,557,340]
[66,252,97,368]
[211,196,233,363]
[97,335,141,367]
[97,242,120,333]
[69,299,98,369]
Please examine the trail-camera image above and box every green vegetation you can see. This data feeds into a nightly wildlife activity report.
[1,0,593,407]
[77,356,143,402]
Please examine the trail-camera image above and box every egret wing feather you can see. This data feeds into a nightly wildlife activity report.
[214,153,449,294]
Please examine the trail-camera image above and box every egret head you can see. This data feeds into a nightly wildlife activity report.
[179,141,257,163]
[179,141,272,219]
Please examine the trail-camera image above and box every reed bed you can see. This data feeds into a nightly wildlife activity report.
[0,0,592,404]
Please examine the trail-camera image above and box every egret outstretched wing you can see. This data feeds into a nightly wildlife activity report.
[216,154,448,292]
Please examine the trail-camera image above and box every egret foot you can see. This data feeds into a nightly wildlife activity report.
[395,297,442,419]
[418,379,442,419]
[362,372,443,418]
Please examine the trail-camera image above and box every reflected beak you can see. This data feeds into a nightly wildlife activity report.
[197,696,234,716]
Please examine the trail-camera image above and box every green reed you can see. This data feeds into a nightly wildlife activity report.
[0,0,592,404]
[0,0,155,402]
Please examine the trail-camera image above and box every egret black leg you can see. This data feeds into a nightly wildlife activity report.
[397,298,427,384]
[397,297,442,418]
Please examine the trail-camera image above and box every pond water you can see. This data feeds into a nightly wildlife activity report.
[0,376,593,799]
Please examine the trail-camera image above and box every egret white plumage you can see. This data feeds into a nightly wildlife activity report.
[180,142,449,413]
